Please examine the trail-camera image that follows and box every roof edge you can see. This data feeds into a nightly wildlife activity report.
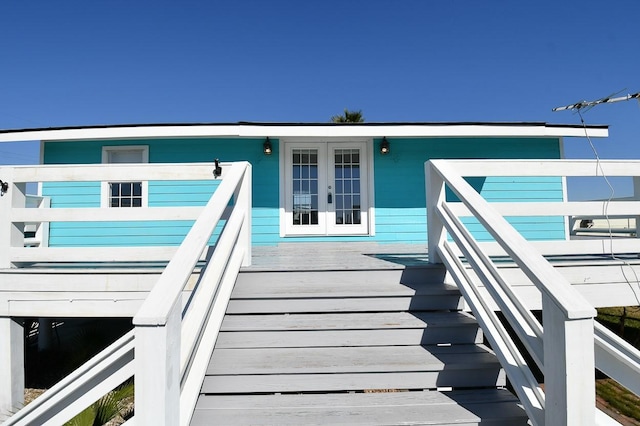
[0,121,609,142]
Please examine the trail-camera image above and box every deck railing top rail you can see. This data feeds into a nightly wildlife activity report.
[0,162,237,268]
[428,159,597,319]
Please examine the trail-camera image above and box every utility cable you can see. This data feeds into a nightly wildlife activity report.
[576,108,640,307]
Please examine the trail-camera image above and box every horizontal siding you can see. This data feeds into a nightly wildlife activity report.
[43,138,277,247]
[47,220,226,247]
[43,182,101,207]
[42,136,564,247]
[459,216,566,242]
[373,137,564,243]
[148,180,219,206]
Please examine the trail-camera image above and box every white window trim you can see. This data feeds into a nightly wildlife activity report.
[101,145,149,208]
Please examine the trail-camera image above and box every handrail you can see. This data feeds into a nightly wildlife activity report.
[2,161,252,425]
[426,159,600,425]
[133,161,251,425]
[3,331,135,425]
[134,162,249,326]
[594,321,640,396]
[429,160,596,319]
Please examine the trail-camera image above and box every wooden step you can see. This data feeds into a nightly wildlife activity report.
[229,269,463,314]
[216,312,481,348]
[226,295,463,314]
[202,344,504,394]
[192,389,528,425]
[233,268,453,298]
[192,266,524,425]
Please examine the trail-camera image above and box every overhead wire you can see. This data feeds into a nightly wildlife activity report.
[573,102,640,307]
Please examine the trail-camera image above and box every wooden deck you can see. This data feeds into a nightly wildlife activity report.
[3,242,638,424]
[245,242,430,271]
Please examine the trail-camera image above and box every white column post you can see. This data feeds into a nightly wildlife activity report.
[1,169,26,268]
[425,161,446,264]
[134,302,181,425]
[0,317,24,421]
[633,176,640,238]
[543,295,596,425]
[234,163,252,267]
[38,318,53,352]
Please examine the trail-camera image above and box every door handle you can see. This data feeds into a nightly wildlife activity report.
[328,192,332,204]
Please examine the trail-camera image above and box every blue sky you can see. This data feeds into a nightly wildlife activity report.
[1,0,639,199]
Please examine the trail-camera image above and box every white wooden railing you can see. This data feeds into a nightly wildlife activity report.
[426,159,640,426]
[1,161,252,425]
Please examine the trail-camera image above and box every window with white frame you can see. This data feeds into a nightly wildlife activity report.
[101,146,149,208]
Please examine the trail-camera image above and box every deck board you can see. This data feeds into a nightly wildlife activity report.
[207,344,499,375]
[215,328,481,348]
[244,243,430,271]
[220,311,477,331]
[193,390,528,425]
[201,369,506,394]
[233,271,457,298]
[226,295,464,314]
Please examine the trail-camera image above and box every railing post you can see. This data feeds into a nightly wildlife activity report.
[0,317,24,421]
[134,302,181,425]
[0,169,25,268]
[425,161,446,264]
[234,163,252,267]
[633,176,640,238]
[543,295,596,426]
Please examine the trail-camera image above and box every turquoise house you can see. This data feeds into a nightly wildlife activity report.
[0,122,608,247]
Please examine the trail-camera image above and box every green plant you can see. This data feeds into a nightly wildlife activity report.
[330,109,364,123]
[65,380,134,426]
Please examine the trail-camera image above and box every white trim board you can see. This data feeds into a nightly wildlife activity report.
[0,123,608,143]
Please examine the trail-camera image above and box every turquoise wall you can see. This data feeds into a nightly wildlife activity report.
[373,137,564,243]
[43,138,279,246]
[42,136,563,247]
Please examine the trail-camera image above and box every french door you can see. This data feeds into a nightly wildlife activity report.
[283,141,369,236]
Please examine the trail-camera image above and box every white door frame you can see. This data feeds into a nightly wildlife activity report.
[279,138,375,237]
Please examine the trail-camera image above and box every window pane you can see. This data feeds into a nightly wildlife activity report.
[109,149,143,163]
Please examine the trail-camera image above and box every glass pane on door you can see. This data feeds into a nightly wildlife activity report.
[292,149,319,226]
[333,149,361,225]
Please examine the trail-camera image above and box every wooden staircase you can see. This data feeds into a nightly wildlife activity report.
[191,265,528,425]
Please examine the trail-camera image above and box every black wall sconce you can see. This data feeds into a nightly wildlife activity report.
[213,159,222,178]
[263,137,272,155]
[380,137,390,155]
[0,179,8,196]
